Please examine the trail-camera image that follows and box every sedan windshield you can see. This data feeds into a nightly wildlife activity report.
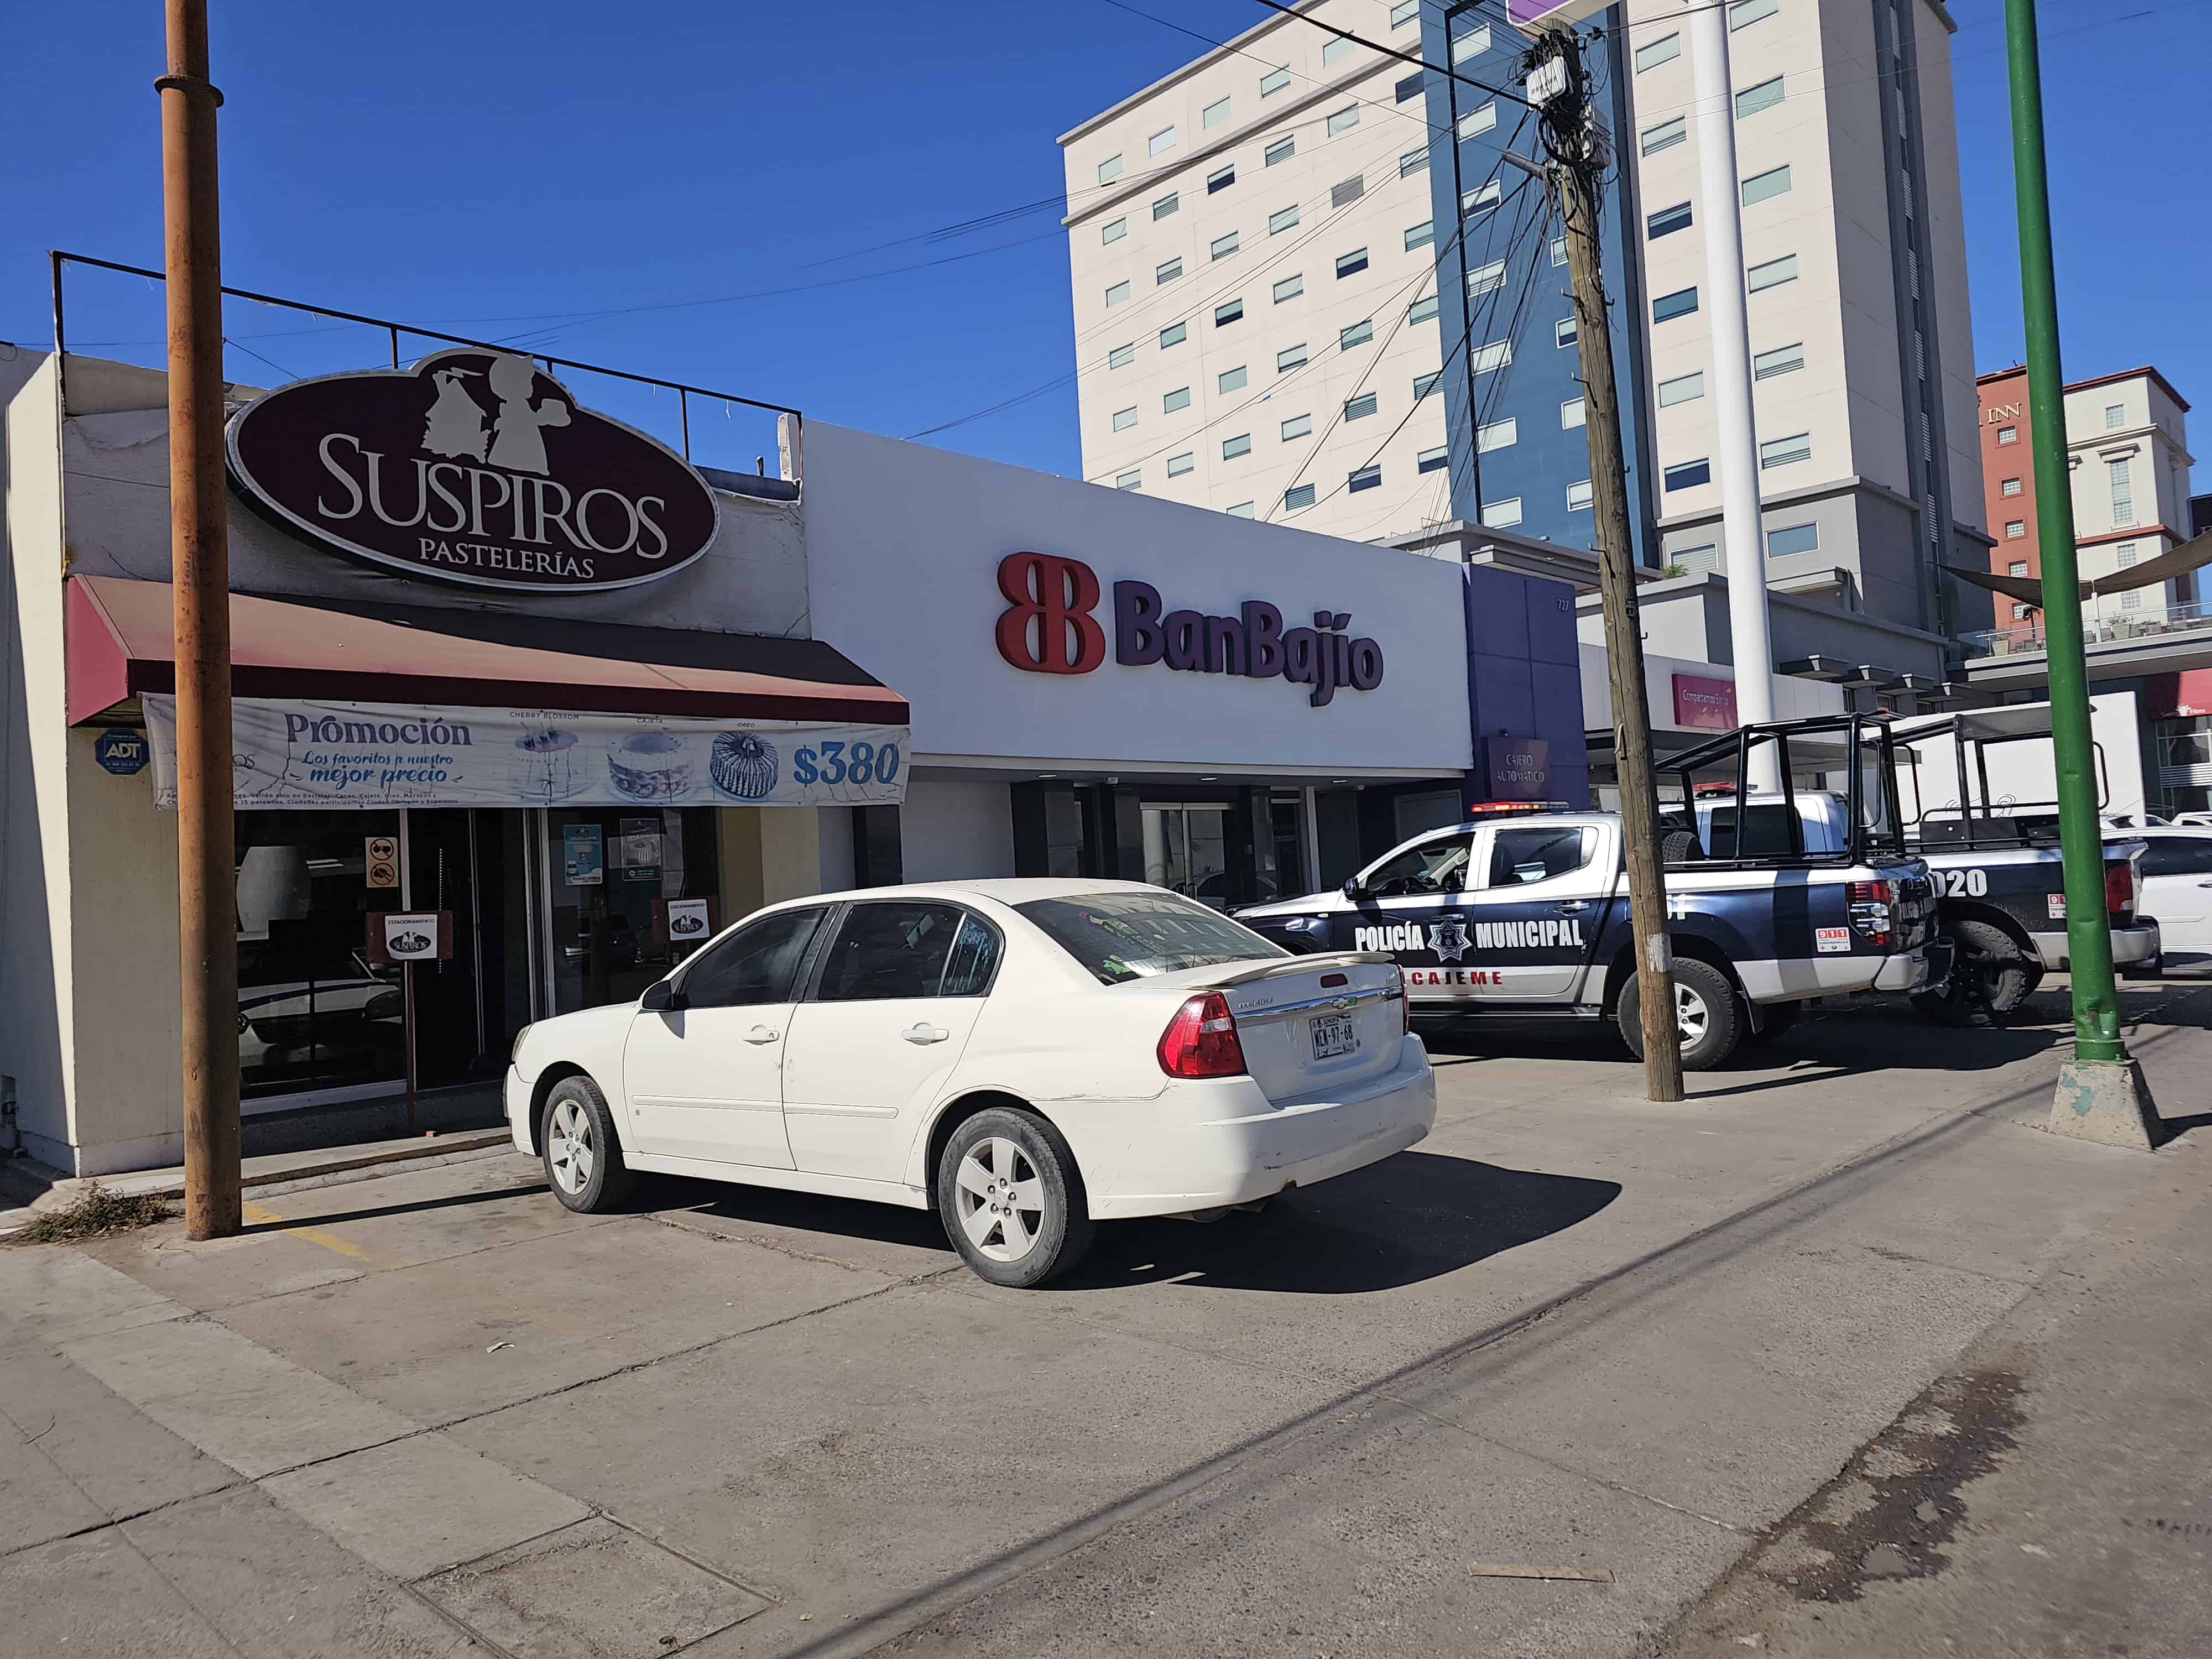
[1016,892,1287,985]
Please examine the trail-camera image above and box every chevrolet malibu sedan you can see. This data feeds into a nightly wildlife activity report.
[505,879,1436,1285]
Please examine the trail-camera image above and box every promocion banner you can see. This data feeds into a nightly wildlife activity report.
[142,696,909,811]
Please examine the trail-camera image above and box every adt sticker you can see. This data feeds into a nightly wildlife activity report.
[95,729,149,775]
[1815,926,1851,954]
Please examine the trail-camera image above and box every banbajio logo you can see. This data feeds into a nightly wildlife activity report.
[994,552,1385,708]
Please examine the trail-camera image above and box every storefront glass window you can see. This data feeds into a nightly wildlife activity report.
[544,807,721,1013]
[1142,804,1230,907]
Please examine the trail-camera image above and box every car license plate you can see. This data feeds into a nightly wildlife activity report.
[1310,1012,1358,1059]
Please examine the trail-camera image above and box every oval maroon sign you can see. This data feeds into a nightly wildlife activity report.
[226,349,719,592]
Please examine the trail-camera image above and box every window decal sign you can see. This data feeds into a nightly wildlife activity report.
[226,350,721,592]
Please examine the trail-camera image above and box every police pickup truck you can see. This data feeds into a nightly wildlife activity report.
[1237,715,1942,1069]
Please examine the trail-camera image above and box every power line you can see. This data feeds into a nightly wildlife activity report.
[1246,0,1537,108]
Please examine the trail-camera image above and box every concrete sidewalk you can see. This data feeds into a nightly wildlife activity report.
[1,982,2206,1658]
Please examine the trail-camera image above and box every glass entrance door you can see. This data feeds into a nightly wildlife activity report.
[1142,804,1230,908]
[540,807,722,1014]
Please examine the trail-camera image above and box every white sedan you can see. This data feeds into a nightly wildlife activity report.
[505,879,1436,1285]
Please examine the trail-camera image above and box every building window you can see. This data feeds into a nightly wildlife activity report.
[1549,236,1568,267]
[1219,364,1247,393]
[1345,392,1379,421]
[1457,101,1496,139]
[1664,458,1712,491]
[1211,231,1238,260]
[1647,201,1693,239]
[1452,20,1491,62]
[1400,147,1430,177]
[1997,425,2017,444]
[1481,497,1524,528]
[1567,479,1593,510]
[1108,342,1135,369]
[2012,603,2032,619]
[1160,321,1187,348]
[1736,76,1785,118]
[1215,298,1244,325]
[1167,452,1195,478]
[2122,588,2144,611]
[1658,371,1704,406]
[2117,541,2138,567]
[1102,217,1126,244]
[1396,71,1426,103]
[1653,286,1699,322]
[1335,247,1369,278]
[1332,174,1366,208]
[1163,386,1191,413]
[1227,500,1255,518]
[1761,432,1811,468]
[2110,457,2135,524]
[1730,0,1779,28]
[1323,34,1357,66]
[1673,543,1719,573]
[1408,294,1439,324]
[1753,341,1804,379]
[1635,33,1681,71]
[1112,405,1138,432]
[1349,464,1383,493]
[1477,419,1516,452]
[1768,521,1819,556]
[1153,191,1179,220]
[1472,340,1513,374]
[1223,432,1252,460]
[1208,164,1236,195]
[1390,0,1420,28]
[1105,280,1131,308]
[1327,104,1359,137]
[1273,273,1305,302]
[1747,254,1798,292]
[2001,477,2023,497]
[1417,445,1449,473]
[1149,126,1176,156]
[1204,95,1232,129]
[1556,316,1578,348]
[1414,372,1440,400]
[1156,257,1183,283]
[2006,520,2026,538]
[1468,258,1506,295]
[1099,153,1124,184]
[1285,483,1316,512]
[1261,66,1291,97]
[1741,164,1792,206]
[1277,342,1308,372]
[1266,134,1296,166]
[2105,403,2126,429]
[1115,469,1141,489]
[1269,203,1300,234]
[1561,397,1586,429]
[2008,560,2030,577]
[1340,318,1374,349]
[1405,219,1435,251]
[1642,116,1687,155]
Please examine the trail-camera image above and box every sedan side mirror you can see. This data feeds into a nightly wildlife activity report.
[639,980,683,1013]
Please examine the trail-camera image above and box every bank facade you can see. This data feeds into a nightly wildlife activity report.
[2,341,1572,1176]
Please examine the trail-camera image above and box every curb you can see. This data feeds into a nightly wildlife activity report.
[21,1129,520,1214]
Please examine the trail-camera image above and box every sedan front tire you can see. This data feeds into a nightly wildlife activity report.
[541,1074,637,1214]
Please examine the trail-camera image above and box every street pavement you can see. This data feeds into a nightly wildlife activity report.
[1,981,2207,1658]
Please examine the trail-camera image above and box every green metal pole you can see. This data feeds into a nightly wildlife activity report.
[2005,0,2124,1063]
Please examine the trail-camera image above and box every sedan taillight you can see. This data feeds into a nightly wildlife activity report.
[1157,992,1246,1079]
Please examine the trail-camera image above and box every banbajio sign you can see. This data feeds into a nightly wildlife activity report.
[226,349,719,592]
[994,551,1384,708]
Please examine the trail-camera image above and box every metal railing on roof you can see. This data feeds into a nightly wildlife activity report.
[1959,596,2212,661]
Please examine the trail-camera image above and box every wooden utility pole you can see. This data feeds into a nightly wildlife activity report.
[159,0,242,1236]
[1532,29,1684,1101]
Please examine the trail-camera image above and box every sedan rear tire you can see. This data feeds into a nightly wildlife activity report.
[936,1107,1094,1288]
[541,1074,637,1214]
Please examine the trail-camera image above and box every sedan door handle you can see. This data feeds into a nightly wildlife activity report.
[744,1025,780,1044]
[902,1024,950,1045]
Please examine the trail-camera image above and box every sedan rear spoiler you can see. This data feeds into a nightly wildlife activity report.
[1199,951,1395,989]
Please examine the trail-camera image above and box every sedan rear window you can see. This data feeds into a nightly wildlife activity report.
[1016,893,1286,985]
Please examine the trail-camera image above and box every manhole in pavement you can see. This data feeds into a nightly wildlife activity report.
[416,1516,770,1657]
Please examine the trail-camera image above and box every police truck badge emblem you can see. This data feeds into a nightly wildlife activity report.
[1428,920,1471,963]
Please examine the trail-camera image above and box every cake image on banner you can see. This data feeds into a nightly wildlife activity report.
[608,732,693,800]
[515,728,585,802]
[711,732,779,799]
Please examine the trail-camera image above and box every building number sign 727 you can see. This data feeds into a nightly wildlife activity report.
[1936,868,1990,898]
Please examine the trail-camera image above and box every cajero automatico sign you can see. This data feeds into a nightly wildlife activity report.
[226,349,719,592]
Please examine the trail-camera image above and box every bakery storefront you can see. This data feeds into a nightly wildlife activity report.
[4,347,907,1174]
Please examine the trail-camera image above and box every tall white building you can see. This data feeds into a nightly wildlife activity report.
[1057,0,1453,543]
[1618,0,1990,647]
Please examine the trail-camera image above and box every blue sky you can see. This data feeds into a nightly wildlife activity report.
[1,0,2203,484]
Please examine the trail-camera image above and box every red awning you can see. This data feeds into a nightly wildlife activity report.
[66,576,907,727]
